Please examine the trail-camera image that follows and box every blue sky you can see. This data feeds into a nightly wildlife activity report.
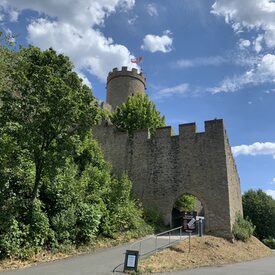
[1,0,275,198]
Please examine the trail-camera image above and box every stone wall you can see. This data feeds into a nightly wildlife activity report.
[93,119,243,238]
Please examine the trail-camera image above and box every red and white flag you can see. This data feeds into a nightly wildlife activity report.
[131,56,143,64]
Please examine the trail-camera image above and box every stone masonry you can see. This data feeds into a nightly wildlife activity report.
[106,67,146,109]
[93,67,243,238]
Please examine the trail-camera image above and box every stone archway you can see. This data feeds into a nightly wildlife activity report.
[168,190,210,232]
[171,193,204,228]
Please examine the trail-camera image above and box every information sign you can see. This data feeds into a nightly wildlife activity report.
[123,250,139,272]
[182,211,197,233]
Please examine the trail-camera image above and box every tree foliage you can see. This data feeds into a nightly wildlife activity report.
[0,32,16,97]
[242,189,275,240]
[1,46,101,204]
[232,211,255,242]
[174,194,196,211]
[111,94,165,137]
[0,44,152,259]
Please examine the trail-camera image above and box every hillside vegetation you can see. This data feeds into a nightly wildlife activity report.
[0,40,154,260]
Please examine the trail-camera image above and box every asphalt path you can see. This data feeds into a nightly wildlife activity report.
[1,238,274,275]
[155,252,275,275]
[0,234,184,275]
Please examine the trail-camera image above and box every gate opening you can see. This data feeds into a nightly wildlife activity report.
[172,193,204,228]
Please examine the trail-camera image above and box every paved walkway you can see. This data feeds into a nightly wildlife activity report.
[1,239,274,275]
[155,252,275,275]
[0,234,184,275]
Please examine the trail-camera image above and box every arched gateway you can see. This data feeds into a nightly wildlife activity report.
[93,67,243,238]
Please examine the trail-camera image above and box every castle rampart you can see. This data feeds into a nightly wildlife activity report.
[93,118,242,238]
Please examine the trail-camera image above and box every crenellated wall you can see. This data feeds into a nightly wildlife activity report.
[93,118,243,238]
[106,67,146,109]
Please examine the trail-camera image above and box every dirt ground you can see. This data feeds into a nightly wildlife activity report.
[139,235,273,273]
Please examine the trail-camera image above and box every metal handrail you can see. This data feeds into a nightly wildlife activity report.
[113,226,186,273]
[156,226,182,236]
[129,226,184,257]
[129,234,155,250]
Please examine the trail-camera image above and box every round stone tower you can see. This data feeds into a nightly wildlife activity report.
[106,66,146,109]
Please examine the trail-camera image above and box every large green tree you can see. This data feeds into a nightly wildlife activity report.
[111,93,165,137]
[242,189,275,240]
[0,44,152,259]
[0,46,100,204]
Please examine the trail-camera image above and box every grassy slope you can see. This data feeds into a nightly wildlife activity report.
[139,235,272,273]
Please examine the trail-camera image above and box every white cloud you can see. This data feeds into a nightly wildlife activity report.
[128,15,138,25]
[239,39,251,49]
[253,35,264,53]
[264,189,275,199]
[27,19,137,82]
[155,83,189,99]
[0,0,137,82]
[141,31,173,53]
[208,53,275,93]
[0,0,135,28]
[212,0,275,51]
[176,56,227,68]
[209,1,275,92]
[147,3,158,16]
[232,142,275,159]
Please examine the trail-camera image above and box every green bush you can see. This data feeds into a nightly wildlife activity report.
[51,207,77,245]
[0,219,32,259]
[242,189,275,240]
[143,208,164,232]
[101,175,153,238]
[29,199,50,247]
[75,203,102,245]
[232,212,255,242]
[262,238,275,249]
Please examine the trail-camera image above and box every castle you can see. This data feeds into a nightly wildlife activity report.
[93,66,243,238]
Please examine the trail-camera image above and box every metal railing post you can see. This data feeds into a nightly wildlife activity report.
[155,236,158,253]
[188,232,191,253]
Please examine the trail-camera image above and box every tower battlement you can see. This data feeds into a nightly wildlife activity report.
[107,66,145,82]
[106,66,146,109]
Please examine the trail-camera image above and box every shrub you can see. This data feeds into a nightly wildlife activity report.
[262,238,275,249]
[75,203,102,245]
[51,207,77,245]
[143,208,165,232]
[232,212,255,242]
[101,175,153,238]
[29,199,50,247]
[0,219,31,259]
[242,189,275,240]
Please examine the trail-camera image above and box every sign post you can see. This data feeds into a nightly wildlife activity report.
[198,218,203,237]
[123,250,139,273]
[182,211,197,233]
